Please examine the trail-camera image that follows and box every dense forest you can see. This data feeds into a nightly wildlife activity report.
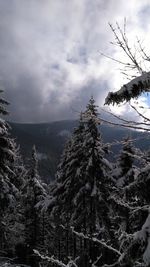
[0,83,150,267]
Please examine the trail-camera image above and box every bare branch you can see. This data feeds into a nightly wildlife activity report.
[100,117,150,132]
[100,52,130,66]
[104,21,150,112]
[136,37,150,62]
[129,104,150,123]
[108,21,143,74]
[99,107,150,126]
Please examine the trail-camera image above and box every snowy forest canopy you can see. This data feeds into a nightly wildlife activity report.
[0,86,150,267]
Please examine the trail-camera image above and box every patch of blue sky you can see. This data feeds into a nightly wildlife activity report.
[146,92,150,105]
[141,92,150,105]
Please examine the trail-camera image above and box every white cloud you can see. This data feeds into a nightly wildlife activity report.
[0,0,150,122]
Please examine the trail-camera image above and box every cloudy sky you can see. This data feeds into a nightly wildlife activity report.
[0,0,150,123]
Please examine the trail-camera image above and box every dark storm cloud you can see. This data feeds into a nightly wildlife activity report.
[0,0,149,122]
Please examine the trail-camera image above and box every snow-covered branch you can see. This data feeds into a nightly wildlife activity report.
[105,72,150,105]
[34,250,79,267]
[103,21,150,109]
[71,228,121,257]
[34,250,68,267]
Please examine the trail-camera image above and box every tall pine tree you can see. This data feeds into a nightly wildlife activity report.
[22,146,47,253]
[48,97,116,266]
[0,89,18,251]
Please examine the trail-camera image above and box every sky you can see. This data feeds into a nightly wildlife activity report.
[0,0,150,123]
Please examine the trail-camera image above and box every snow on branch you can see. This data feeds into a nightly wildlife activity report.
[101,261,120,267]
[34,250,78,267]
[71,228,121,257]
[105,72,150,105]
[34,250,67,267]
[135,213,150,266]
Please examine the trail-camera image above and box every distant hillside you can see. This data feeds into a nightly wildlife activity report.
[9,120,149,182]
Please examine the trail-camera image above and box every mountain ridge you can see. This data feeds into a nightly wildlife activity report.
[9,120,149,182]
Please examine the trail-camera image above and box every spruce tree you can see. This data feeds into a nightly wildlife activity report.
[104,24,150,265]
[115,137,137,187]
[112,146,150,266]
[47,114,85,262]
[4,144,28,252]
[49,97,116,266]
[108,138,139,260]
[112,137,138,234]
[72,97,115,266]
[118,163,150,267]
[22,145,47,253]
[0,90,17,251]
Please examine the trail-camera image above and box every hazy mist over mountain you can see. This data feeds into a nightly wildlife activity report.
[10,120,149,182]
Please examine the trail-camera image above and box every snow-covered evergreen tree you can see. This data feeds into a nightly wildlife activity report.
[22,145,47,252]
[121,136,135,171]
[46,114,85,262]
[109,138,139,257]
[48,97,116,266]
[104,25,150,261]
[3,144,28,253]
[112,137,139,203]
[72,98,114,242]
[118,163,150,267]
[0,90,18,251]
[10,143,26,191]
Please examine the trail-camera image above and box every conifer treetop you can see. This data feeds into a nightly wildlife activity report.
[0,89,9,115]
